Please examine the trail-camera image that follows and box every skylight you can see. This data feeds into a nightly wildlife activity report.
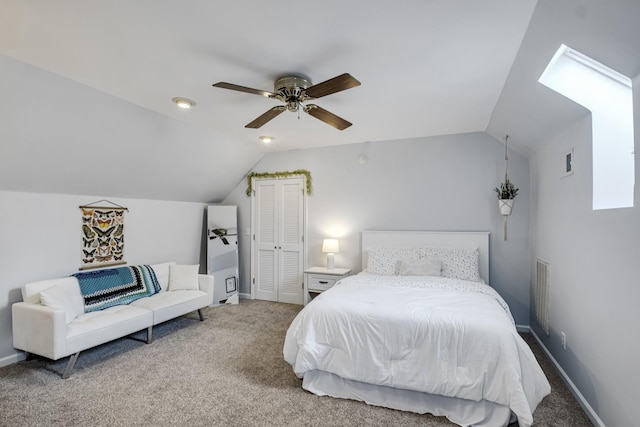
[539,44,634,210]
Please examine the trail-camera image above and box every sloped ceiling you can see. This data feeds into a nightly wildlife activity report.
[1,0,639,202]
[487,0,640,155]
[0,0,536,150]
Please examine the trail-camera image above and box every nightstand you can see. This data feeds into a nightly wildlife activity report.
[303,267,352,305]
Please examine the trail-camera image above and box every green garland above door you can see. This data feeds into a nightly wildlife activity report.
[245,169,312,196]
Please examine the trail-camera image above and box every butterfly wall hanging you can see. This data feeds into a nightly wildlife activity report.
[78,199,128,270]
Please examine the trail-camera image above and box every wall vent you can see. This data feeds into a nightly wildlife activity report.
[535,259,550,336]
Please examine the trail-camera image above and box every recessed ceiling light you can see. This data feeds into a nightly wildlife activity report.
[259,136,274,143]
[172,97,196,109]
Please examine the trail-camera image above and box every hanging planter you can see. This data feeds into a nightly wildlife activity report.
[494,135,519,240]
[498,198,513,216]
[494,179,518,216]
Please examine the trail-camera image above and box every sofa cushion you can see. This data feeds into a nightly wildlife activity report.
[66,305,152,339]
[131,290,208,324]
[168,264,200,291]
[150,261,177,292]
[66,305,153,356]
[39,283,85,324]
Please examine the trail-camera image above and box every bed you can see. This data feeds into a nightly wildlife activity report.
[283,231,550,427]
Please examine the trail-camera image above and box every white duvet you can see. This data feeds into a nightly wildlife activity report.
[283,274,551,426]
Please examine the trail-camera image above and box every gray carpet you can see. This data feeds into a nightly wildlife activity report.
[0,300,592,426]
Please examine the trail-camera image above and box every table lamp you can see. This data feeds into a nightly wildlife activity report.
[322,239,339,270]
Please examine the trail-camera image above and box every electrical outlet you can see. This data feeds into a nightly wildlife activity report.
[561,332,567,349]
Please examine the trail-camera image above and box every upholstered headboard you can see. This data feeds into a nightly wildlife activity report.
[361,230,490,283]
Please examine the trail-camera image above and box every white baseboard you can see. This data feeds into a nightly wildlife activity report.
[0,351,25,368]
[527,327,606,427]
[516,324,530,333]
[239,292,250,300]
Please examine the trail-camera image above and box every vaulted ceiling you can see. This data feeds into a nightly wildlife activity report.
[0,0,537,151]
[1,0,639,202]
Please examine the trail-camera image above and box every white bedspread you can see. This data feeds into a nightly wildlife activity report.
[283,274,551,426]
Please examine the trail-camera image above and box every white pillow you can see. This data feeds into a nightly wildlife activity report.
[398,258,442,277]
[420,247,481,282]
[150,261,177,292]
[366,247,421,275]
[39,283,85,323]
[168,264,200,291]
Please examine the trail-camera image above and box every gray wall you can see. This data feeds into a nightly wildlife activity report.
[0,191,207,364]
[0,54,263,203]
[224,132,532,325]
[0,55,228,364]
[530,93,640,426]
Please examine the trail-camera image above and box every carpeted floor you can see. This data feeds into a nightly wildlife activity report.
[0,300,593,426]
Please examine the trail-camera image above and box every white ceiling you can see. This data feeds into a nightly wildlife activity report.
[3,0,640,203]
[0,0,536,152]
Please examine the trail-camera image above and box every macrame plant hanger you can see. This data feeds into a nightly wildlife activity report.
[502,135,510,241]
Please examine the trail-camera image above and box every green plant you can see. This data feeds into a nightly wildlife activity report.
[245,169,312,196]
[494,179,519,200]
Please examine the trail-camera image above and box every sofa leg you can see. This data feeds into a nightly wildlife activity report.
[198,309,204,321]
[62,352,80,379]
[146,326,153,344]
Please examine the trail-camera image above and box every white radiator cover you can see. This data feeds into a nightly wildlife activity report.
[535,259,550,336]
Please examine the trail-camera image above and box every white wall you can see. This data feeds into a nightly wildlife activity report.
[224,132,532,324]
[0,190,206,363]
[530,108,640,424]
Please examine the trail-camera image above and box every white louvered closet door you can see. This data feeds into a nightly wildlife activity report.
[254,181,278,302]
[252,177,305,304]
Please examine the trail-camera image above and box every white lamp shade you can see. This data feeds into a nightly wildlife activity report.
[322,239,339,254]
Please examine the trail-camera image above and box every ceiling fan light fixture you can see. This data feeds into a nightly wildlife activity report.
[259,136,274,143]
[212,73,361,130]
[172,97,196,109]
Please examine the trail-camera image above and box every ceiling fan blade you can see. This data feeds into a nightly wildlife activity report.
[245,106,286,129]
[304,104,352,130]
[212,82,276,98]
[305,73,361,99]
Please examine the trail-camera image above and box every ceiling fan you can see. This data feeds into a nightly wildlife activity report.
[212,73,361,130]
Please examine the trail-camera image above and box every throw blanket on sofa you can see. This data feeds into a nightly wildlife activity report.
[72,265,161,312]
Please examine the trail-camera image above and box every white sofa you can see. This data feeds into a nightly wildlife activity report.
[12,262,214,378]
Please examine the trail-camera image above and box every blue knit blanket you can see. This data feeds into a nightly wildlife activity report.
[73,265,161,313]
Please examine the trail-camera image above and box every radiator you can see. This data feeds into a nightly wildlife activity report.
[535,259,550,335]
